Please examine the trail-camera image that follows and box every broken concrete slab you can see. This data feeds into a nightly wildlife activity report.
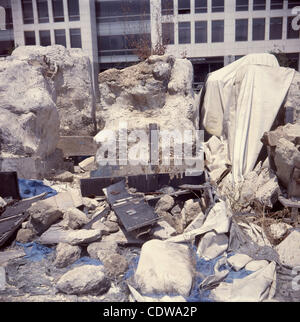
[79,156,96,171]
[0,249,25,266]
[184,213,205,233]
[134,240,194,297]
[276,230,300,268]
[52,171,74,183]
[56,265,110,296]
[53,243,81,268]
[38,225,102,245]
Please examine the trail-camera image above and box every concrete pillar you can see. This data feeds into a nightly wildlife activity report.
[150,0,162,46]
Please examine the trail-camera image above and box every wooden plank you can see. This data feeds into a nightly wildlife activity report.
[57,136,98,157]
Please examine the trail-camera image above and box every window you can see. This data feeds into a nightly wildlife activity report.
[270,0,284,9]
[212,20,224,42]
[235,19,248,41]
[24,31,35,45]
[195,21,207,43]
[52,0,64,22]
[1,3,13,30]
[39,30,51,46]
[270,17,283,39]
[287,16,300,39]
[0,40,14,56]
[178,22,191,43]
[178,0,190,14]
[21,0,34,24]
[67,0,79,21]
[70,28,82,48]
[253,0,266,10]
[162,23,174,45]
[212,0,224,12]
[161,0,173,15]
[36,0,49,23]
[288,0,300,9]
[195,0,207,13]
[253,18,265,40]
[236,0,248,11]
[54,29,66,47]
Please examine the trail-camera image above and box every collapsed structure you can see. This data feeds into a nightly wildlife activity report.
[0,47,300,302]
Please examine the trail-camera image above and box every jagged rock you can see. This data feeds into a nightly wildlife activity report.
[103,221,119,233]
[152,220,176,239]
[134,240,194,297]
[52,171,73,183]
[276,230,300,267]
[268,222,292,242]
[38,225,102,245]
[172,212,185,234]
[28,197,63,235]
[95,55,196,169]
[0,197,7,208]
[155,195,175,213]
[56,265,110,295]
[107,211,118,223]
[53,243,81,268]
[16,228,36,243]
[87,241,119,259]
[61,208,89,230]
[82,197,99,210]
[99,253,128,278]
[227,253,253,271]
[181,199,202,226]
[12,45,96,136]
[0,49,59,158]
[171,204,181,216]
[91,221,110,234]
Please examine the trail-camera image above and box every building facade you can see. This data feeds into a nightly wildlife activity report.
[0,0,299,91]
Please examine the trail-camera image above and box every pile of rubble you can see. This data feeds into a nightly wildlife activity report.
[0,48,300,302]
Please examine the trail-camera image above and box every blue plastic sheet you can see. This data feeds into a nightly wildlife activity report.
[70,256,103,268]
[18,179,57,199]
[16,242,54,262]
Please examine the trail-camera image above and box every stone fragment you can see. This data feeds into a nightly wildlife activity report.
[276,230,300,267]
[155,195,175,213]
[245,260,269,272]
[16,228,36,243]
[53,171,73,183]
[53,243,81,268]
[99,253,128,278]
[61,208,89,230]
[152,220,177,240]
[87,241,119,259]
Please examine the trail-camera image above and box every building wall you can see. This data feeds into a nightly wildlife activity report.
[154,0,300,72]
[0,0,14,57]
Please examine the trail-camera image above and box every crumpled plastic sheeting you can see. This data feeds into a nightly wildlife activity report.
[18,179,57,199]
[70,256,103,268]
[210,261,277,302]
[167,200,231,243]
[16,242,53,262]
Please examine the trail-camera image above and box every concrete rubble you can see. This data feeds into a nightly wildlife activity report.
[0,49,300,303]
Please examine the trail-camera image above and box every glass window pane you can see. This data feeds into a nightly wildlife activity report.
[70,28,82,48]
[161,0,173,15]
[253,0,266,10]
[39,30,51,46]
[236,19,248,41]
[253,18,265,40]
[270,0,283,9]
[270,17,283,39]
[162,22,174,45]
[212,20,224,42]
[178,21,191,44]
[212,0,224,12]
[68,0,79,21]
[178,0,190,14]
[21,0,34,24]
[37,0,49,23]
[287,16,300,39]
[54,29,66,46]
[288,0,300,9]
[195,0,207,13]
[195,21,207,43]
[52,0,64,22]
[236,0,248,11]
[24,30,35,45]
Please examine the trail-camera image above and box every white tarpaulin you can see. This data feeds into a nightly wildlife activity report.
[201,53,295,182]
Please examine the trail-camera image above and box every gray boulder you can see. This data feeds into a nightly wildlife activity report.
[53,243,81,268]
[61,208,89,230]
[56,265,110,295]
